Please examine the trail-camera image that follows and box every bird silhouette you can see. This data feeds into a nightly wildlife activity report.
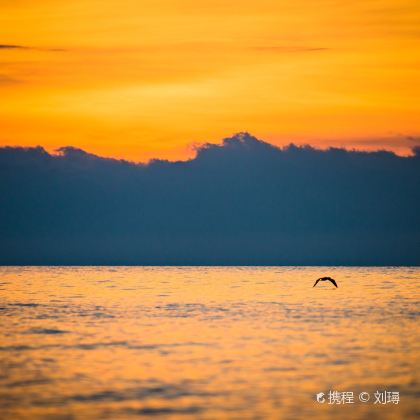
[313,276,338,288]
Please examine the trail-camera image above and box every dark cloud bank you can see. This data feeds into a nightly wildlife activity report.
[1,133,419,265]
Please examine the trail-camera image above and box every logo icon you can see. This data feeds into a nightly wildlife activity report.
[316,392,325,403]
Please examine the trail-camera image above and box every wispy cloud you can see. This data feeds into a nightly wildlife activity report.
[252,46,330,53]
[0,74,19,85]
[0,44,27,49]
[0,44,65,52]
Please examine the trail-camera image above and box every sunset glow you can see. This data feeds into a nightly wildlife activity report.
[1,0,419,161]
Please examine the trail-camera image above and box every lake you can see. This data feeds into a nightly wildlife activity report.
[0,266,418,419]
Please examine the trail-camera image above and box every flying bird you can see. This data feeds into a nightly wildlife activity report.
[313,277,338,288]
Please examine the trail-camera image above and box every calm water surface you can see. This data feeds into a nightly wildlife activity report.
[0,266,419,419]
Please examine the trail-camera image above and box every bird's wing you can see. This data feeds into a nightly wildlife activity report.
[313,279,321,287]
[328,278,338,288]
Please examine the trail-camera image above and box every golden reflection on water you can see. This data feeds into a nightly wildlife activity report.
[0,266,419,419]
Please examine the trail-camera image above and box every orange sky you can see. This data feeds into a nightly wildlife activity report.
[1,0,419,161]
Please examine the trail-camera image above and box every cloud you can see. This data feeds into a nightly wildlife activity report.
[0,44,27,49]
[0,44,65,52]
[0,133,419,265]
[0,74,20,85]
[252,46,329,53]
